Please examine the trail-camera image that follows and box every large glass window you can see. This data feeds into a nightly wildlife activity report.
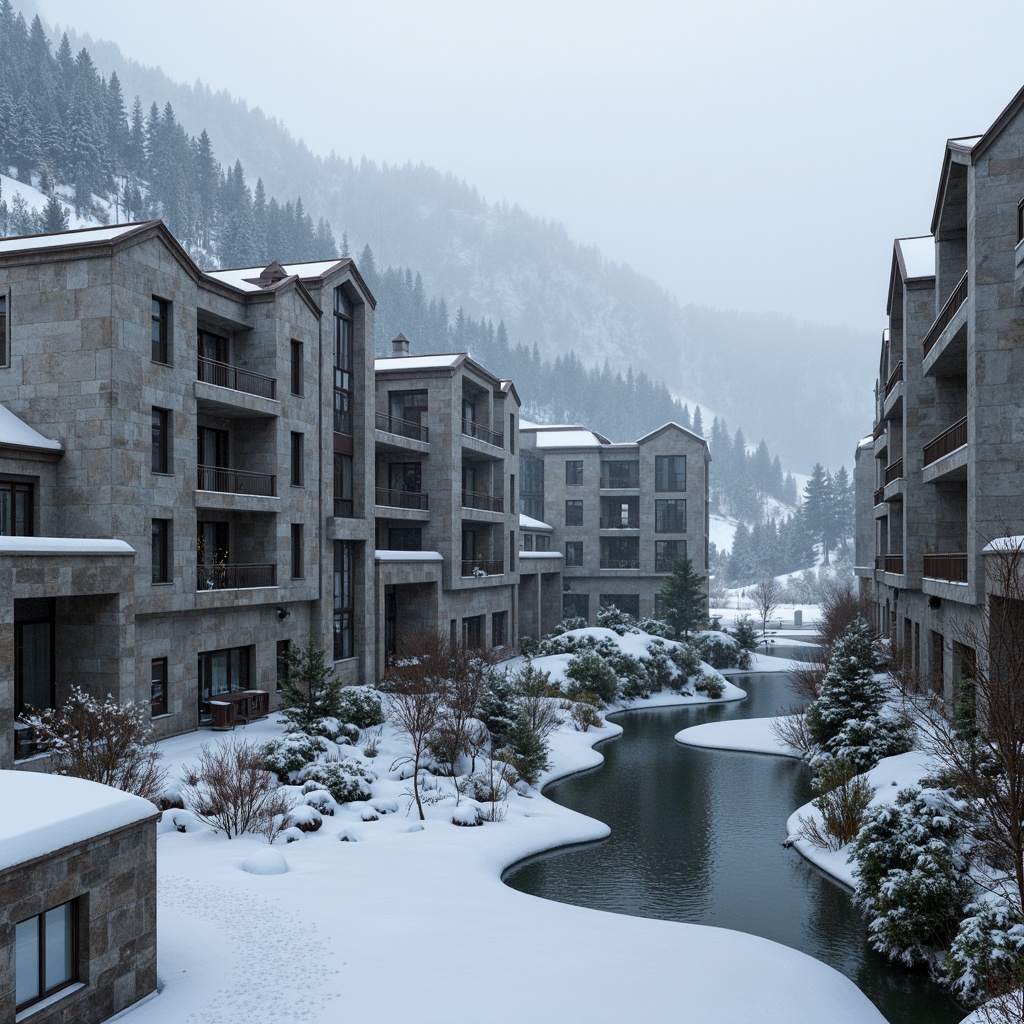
[520,452,544,520]
[600,536,640,569]
[600,496,638,529]
[0,480,33,535]
[0,293,8,366]
[655,455,686,492]
[334,541,354,660]
[334,288,353,435]
[290,432,304,486]
[151,518,171,583]
[15,611,54,718]
[600,594,640,619]
[197,328,228,363]
[151,657,168,716]
[15,900,77,1011]
[565,499,584,526]
[655,539,687,573]
[387,527,423,551]
[290,340,304,396]
[388,390,428,439]
[565,541,583,567]
[151,296,171,364]
[197,646,251,715]
[563,593,589,621]
[655,498,686,532]
[565,460,583,485]
[334,454,354,517]
[600,460,639,488]
[151,408,171,473]
[290,523,304,579]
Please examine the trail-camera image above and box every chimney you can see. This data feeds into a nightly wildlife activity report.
[392,332,410,356]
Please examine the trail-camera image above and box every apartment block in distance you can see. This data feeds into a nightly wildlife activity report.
[0,221,376,768]
[372,334,520,673]
[520,421,709,625]
[856,83,1024,695]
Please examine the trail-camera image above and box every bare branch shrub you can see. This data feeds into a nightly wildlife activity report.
[753,575,782,635]
[181,737,292,840]
[769,706,816,757]
[796,760,873,850]
[570,700,604,732]
[21,687,166,800]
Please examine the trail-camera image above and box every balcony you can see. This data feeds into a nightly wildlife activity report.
[873,486,885,507]
[884,361,903,397]
[875,554,904,575]
[923,272,968,359]
[600,557,641,570]
[883,459,904,486]
[460,559,503,577]
[377,487,429,511]
[599,515,639,529]
[197,465,276,497]
[462,419,503,448]
[461,489,504,513]
[923,552,968,583]
[873,419,886,441]
[923,417,968,483]
[197,356,276,400]
[196,563,277,590]
[600,470,641,489]
[334,497,354,518]
[376,411,429,443]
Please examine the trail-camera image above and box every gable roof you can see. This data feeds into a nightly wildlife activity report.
[887,236,935,316]
[0,402,62,454]
[636,421,709,448]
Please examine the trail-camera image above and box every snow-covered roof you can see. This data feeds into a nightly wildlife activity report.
[948,135,982,152]
[374,354,465,372]
[281,260,349,278]
[982,537,1024,554]
[374,550,444,562]
[857,435,874,450]
[203,267,273,293]
[0,770,157,871]
[519,551,563,560]
[533,428,606,449]
[0,221,147,256]
[0,537,134,555]
[0,403,62,452]
[519,513,553,532]
[895,236,935,280]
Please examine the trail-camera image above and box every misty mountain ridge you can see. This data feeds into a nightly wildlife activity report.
[31,8,874,471]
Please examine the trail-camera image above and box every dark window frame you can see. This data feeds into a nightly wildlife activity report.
[150,657,168,716]
[151,518,172,584]
[290,523,304,579]
[333,287,354,436]
[492,610,508,648]
[0,291,8,367]
[0,479,34,536]
[655,539,687,573]
[565,499,584,526]
[565,540,583,567]
[290,432,304,487]
[334,453,354,518]
[333,541,354,660]
[151,407,172,474]
[151,296,171,364]
[655,498,687,533]
[15,899,79,1012]
[565,460,583,486]
[655,454,687,492]
[290,339,304,396]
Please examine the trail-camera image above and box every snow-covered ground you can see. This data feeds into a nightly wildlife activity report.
[0,172,97,230]
[118,650,887,1023]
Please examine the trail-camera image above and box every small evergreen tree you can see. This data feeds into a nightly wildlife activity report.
[279,636,344,736]
[660,555,706,637]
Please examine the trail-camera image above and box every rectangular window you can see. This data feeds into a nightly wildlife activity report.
[509,530,516,571]
[334,288,353,435]
[600,495,639,529]
[463,615,483,650]
[151,407,171,473]
[563,593,589,621]
[277,639,292,693]
[334,454,354,517]
[492,610,508,648]
[197,328,228,363]
[290,432,304,486]
[509,414,515,454]
[565,499,584,526]
[600,594,640,619]
[1018,197,1024,245]
[387,389,428,439]
[15,900,77,1011]
[535,534,550,551]
[151,518,171,583]
[600,536,640,569]
[151,296,171,364]
[291,523,304,579]
[0,480,33,536]
[565,541,583,567]
[565,460,583,485]
[290,340,303,396]
[523,534,534,551]
[388,527,422,551]
[333,541,354,660]
[520,452,544,520]
[151,657,168,716]
[197,646,251,718]
[655,455,686,492]
[600,460,639,489]
[655,498,687,533]
[655,539,687,573]
[0,293,8,366]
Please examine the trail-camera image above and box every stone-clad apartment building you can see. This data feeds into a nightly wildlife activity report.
[520,421,710,625]
[855,83,1024,695]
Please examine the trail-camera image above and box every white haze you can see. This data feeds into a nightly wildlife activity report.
[30,0,1024,334]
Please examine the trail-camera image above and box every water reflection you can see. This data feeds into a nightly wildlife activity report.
[503,666,963,1024]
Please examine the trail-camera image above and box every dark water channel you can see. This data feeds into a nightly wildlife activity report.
[503,651,963,1024]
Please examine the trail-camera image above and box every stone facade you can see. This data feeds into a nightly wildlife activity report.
[855,86,1024,694]
[520,421,710,626]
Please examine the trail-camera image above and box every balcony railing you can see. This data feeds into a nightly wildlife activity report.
[599,516,639,529]
[884,360,904,398]
[376,411,429,443]
[873,419,886,441]
[922,271,968,358]
[923,417,968,467]
[923,552,968,583]
[334,497,354,518]
[873,486,885,506]
[197,465,276,496]
[600,472,641,489]
[197,562,277,590]
[873,554,904,574]
[462,419,503,448]
[376,487,429,510]
[884,459,904,486]
[461,489,503,513]
[197,356,277,400]
[600,558,641,570]
[461,559,503,577]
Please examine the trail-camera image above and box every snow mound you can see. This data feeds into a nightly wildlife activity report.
[451,803,483,827]
[241,848,288,875]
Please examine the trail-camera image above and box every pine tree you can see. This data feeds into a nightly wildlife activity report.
[279,636,345,736]
[691,405,704,436]
[40,192,68,232]
[659,555,706,637]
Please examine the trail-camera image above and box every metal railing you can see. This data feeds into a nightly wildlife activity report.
[461,489,503,512]
[196,563,277,590]
[884,360,904,398]
[884,459,904,486]
[376,411,429,442]
[923,552,968,583]
[600,471,641,489]
[923,416,968,467]
[197,465,276,496]
[923,271,968,358]
[376,487,428,510]
[461,419,503,448]
[197,356,277,400]
[878,554,904,574]
[461,559,503,577]
[600,558,641,570]
[873,419,886,441]
[599,516,639,529]
[873,486,885,506]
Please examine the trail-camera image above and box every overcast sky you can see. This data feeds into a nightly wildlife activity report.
[32,0,1024,332]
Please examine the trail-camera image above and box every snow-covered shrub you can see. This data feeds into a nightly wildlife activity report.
[728,615,760,653]
[637,617,675,640]
[668,643,701,687]
[796,759,872,850]
[643,643,674,692]
[451,803,484,826]
[850,785,972,966]
[595,605,639,635]
[806,617,913,777]
[694,631,750,670]
[460,760,516,821]
[565,649,619,705]
[570,700,604,732]
[549,616,588,635]
[535,630,594,657]
[287,805,323,833]
[20,686,166,800]
[944,898,1024,1006]
[694,671,725,699]
[302,788,336,816]
[518,635,541,658]
[299,758,373,804]
[337,685,385,730]
[261,733,319,784]
[182,737,292,841]
[498,716,551,786]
